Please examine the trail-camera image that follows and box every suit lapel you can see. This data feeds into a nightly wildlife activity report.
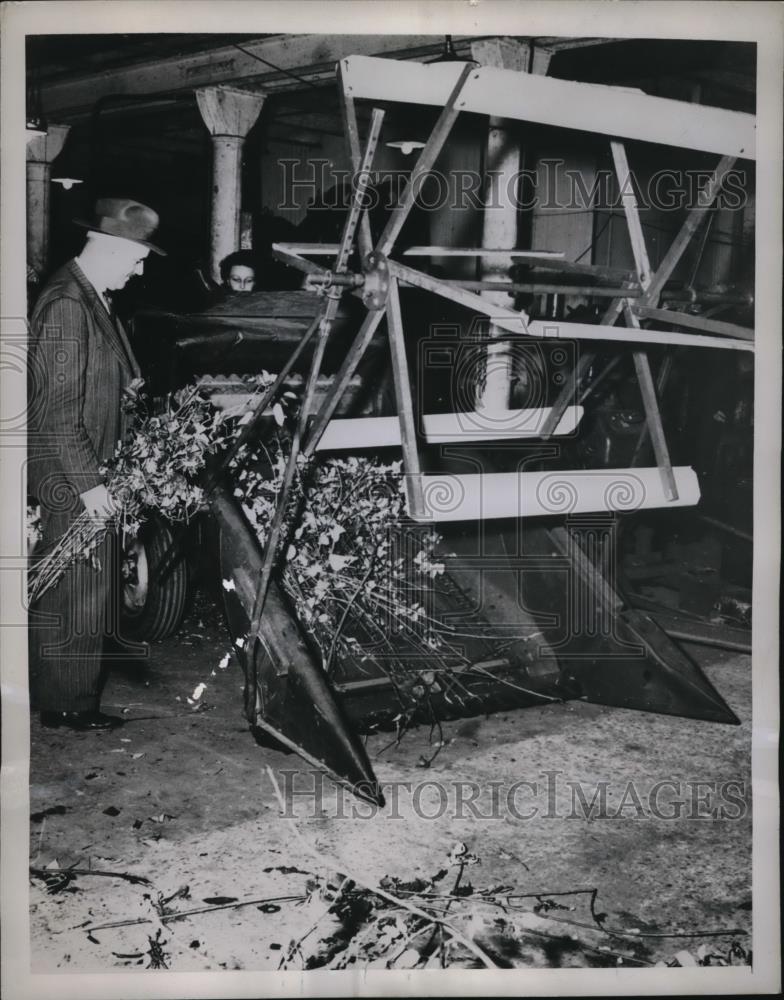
[68,261,140,376]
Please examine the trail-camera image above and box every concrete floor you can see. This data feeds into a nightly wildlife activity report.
[28,591,752,973]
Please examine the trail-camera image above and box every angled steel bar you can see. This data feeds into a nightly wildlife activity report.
[247,302,339,638]
[390,259,529,335]
[627,314,678,501]
[375,63,474,258]
[540,351,594,439]
[274,242,352,257]
[401,247,565,259]
[527,318,753,352]
[271,244,331,278]
[633,305,754,341]
[537,138,662,444]
[338,60,374,259]
[609,140,677,500]
[275,242,634,281]
[578,355,622,405]
[210,315,322,480]
[385,275,425,518]
[603,154,738,325]
[610,141,652,291]
[515,256,635,282]
[335,106,385,271]
[442,279,642,297]
[631,351,674,467]
[643,155,737,306]
[301,307,387,459]
[632,349,678,500]
[392,260,751,350]
[248,117,384,634]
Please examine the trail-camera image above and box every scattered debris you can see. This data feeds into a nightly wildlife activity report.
[83,893,305,934]
[146,929,169,969]
[187,683,207,707]
[30,805,67,823]
[30,868,80,895]
[261,766,750,972]
[155,885,191,915]
[30,865,151,888]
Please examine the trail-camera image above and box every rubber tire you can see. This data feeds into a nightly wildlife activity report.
[120,517,190,641]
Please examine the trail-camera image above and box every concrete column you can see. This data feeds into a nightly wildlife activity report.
[470,40,551,412]
[26,124,70,279]
[195,85,266,283]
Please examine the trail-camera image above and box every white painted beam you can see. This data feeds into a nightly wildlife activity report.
[341,56,756,159]
[208,402,584,445]
[406,466,701,522]
[317,406,583,449]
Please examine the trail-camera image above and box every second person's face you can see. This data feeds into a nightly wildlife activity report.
[228,265,255,292]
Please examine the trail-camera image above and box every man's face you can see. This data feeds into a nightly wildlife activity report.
[227,265,255,292]
[103,238,151,291]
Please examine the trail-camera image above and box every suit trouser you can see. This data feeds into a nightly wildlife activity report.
[28,506,120,714]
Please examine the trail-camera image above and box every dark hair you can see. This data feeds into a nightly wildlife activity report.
[219,250,258,283]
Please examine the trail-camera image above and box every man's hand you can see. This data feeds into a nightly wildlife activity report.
[80,483,116,520]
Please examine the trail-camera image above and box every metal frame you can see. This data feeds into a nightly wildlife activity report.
[207,55,750,797]
[239,53,755,621]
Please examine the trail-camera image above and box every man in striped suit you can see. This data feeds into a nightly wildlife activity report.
[28,199,165,731]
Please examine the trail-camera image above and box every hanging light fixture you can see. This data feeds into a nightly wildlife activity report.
[428,35,479,65]
[386,139,426,156]
[386,37,477,155]
[51,143,83,189]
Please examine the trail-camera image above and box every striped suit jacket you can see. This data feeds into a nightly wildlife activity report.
[27,260,141,513]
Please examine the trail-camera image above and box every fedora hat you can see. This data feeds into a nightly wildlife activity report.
[75,198,166,255]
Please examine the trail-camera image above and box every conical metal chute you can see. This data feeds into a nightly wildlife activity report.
[212,488,384,806]
[512,522,740,725]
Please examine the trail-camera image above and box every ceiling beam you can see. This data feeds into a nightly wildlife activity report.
[40,33,488,120]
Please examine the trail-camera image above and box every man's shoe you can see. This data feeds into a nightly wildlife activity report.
[40,710,125,731]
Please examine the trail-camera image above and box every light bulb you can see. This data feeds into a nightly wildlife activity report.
[52,177,83,190]
[386,140,426,156]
